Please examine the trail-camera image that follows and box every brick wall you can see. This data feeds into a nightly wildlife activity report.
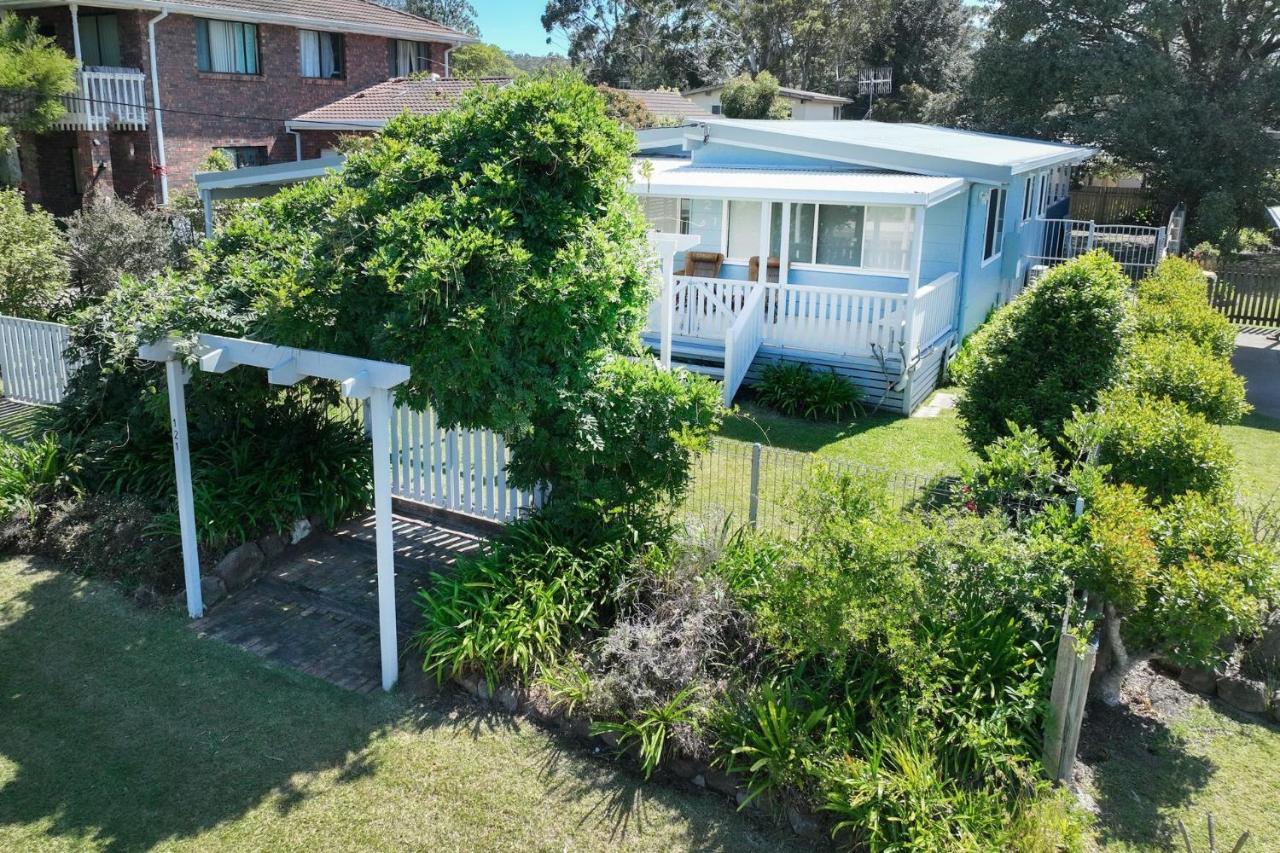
[296,129,375,160]
[16,7,450,209]
[150,14,446,193]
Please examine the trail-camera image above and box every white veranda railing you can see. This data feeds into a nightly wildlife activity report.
[911,272,960,351]
[53,68,150,132]
[1029,219,1168,275]
[0,316,76,406]
[388,404,541,523]
[723,286,766,405]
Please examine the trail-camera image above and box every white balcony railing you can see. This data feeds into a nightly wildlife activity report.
[53,68,149,132]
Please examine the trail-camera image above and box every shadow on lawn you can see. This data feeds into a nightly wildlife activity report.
[0,562,400,851]
[1078,697,1215,848]
[717,400,890,453]
[0,562,795,851]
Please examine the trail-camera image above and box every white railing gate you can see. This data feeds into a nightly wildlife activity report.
[0,316,75,406]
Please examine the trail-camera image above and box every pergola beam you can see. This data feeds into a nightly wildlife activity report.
[138,331,411,691]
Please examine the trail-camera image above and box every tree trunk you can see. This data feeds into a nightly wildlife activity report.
[1091,602,1153,706]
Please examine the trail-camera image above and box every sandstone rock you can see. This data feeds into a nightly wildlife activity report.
[1178,666,1218,694]
[560,714,592,740]
[452,670,481,696]
[1244,610,1280,675]
[704,768,738,797]
[598,730,621,748]
[289,518,312,545]
[667,755,701,780]
[495,685,521,713]
[212,542,264,590]
[787,805,823,840]
[199,574,227,608]
[691,774,706,788]
[258,531,287,560]
[1216,674,1268,714]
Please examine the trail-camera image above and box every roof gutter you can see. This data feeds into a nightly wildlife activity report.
[147,7,169,205]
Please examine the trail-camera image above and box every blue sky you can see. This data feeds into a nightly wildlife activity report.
[473,0,566,56]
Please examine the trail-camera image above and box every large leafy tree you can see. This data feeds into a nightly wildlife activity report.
[379,0,480,36]
[542,0,730,89]
[1,11,77,184]
[967,0,1280,236]
[449,42,519,78]
[719,71,792,118]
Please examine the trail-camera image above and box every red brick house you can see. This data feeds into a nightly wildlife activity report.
[9,0,474,215]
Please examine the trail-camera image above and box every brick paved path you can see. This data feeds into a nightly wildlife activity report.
[194,510,490,694]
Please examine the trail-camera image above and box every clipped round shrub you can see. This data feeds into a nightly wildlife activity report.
[0,187,67,319]
[1076,389,1235,503]
[1134,257,1235,359]
[954,251,1133,454]
[1123,333,1249,424]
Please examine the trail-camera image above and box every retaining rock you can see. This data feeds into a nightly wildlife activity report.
[1178,666,1218,695]
[259,531,287,560]
[1272,691,1280,724]
[199,575,227,608]
[787,805,823,840]
[704,768,738,798]
[212,542,264,590]
[1244,610,1280,675]
[1216,674,1268,714]
[495,685,521,713]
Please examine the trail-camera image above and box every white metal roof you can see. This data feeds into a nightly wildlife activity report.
[631,158,964,206]
[693,119,1094,177]
[194,155,345,196]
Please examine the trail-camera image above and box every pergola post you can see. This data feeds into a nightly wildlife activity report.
[367,386,399,691]
[646,232,701,370]
[163,358,203,618]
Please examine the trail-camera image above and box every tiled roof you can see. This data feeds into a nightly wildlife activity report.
[290,77,511,125]
[615,89,710,121]
[67,0,475,42]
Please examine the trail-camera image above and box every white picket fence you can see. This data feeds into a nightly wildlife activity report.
[389,404,541,523]
[0,316,75,405]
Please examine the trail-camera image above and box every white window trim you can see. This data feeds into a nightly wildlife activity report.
[1021,175,1034,224]
[981,187,1006,265]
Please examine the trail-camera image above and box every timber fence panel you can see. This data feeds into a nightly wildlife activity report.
[0,315,76,406]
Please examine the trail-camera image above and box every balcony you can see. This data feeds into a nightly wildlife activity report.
[53,68,149,132]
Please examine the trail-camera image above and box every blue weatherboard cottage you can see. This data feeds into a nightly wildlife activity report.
[631,119,1095,412]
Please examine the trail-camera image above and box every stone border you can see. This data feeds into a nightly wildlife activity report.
[199,515,322,609]
[397,666,828,843]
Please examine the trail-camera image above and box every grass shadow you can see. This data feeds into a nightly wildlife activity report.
[0,559,401,851]
[1078,697,1216,848]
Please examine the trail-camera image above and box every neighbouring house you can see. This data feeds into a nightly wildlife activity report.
[630,119,1095,411]
[683,83,852,120]
[194,114,1122,414]
[610,88,709,125]
[8,0,474,215]
[288,76,512,158]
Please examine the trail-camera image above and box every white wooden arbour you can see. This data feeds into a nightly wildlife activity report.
[138,333,411,691]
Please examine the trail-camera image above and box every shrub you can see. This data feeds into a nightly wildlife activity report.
[957,424,1061,516]
[756,362,863,421]
[1133,257,1235,359]
[63,194,186,310]
[1190,189,1238,248]
[0,188,67,319]
[1069,389,1235,503]
[0,434,69,520]
[1236,226,1274,254]
[416,519,629,686]
[1123,333,1249,423]
[954,251,1133,453]
[506,356,722,544]
[591,686,703,778]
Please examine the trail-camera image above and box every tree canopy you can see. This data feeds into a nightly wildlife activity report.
[449,43,520,78]
[719,71,791,119]
[966,0,1280,240]
[0,12,76,137]
[379,0,480,36]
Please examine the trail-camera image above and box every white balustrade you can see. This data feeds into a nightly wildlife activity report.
[911,272,960,352]
[0,316,76,406]
[54,68,149,132]
[723,286,766,405]
[761,283,909,356]
[389,404,541,523]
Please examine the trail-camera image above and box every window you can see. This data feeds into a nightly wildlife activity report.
[196,19,259,74]
[392,40,431,76]
[862,207,912,270]
[726,201,763,259]
[218,146,269,169]
[679,199,724,252]
[1021,176,1034,222]
[710,104,722,115]
[300,30,344,79]
[832,106,840,120]
[641,196,680,233]
[79,14,122,67]
[983,187,1006,262]
[1037,172,1048,216]
[814,205,864,266]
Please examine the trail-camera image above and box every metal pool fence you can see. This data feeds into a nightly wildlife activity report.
[679,438,953,532]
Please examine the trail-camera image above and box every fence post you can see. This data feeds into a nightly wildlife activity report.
[446,429,459,512]
[1086,221,1096,251]
[748,442,762,527]
[1043,592,1098,785]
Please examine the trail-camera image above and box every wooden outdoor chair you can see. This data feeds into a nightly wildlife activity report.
[747,256,781,283]
[682,251,724,278]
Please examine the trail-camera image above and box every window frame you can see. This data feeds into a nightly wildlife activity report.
[1021,175,1034,223]
[195,18,261,75]
[392,39,432,76]
[299,29,345,80]
[982,187,1006,265]
[78,12,122,67]
[217,145,270,169]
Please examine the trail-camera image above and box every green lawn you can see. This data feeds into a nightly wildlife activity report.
[1222,412,1280,501]
[0,558,806,852]
[1081,685,1280,851]
[718,394,976,480]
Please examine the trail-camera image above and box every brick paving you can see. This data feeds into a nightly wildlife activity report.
[194,509,490,694]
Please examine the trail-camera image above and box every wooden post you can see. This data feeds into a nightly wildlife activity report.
[660,251,674,369]
[367,387,398,691]
[906,206,927,359]
[1043,595,1098,784]
[164,358,203,618]
[748,442,761,527]
[201,189,215,238]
